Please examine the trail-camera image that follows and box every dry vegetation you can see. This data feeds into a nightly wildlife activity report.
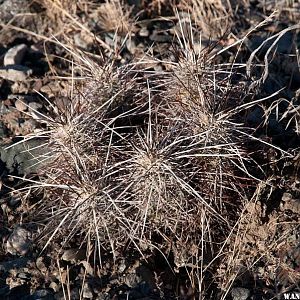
[1,0,300,299]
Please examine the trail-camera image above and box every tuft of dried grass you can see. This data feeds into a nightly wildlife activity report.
[94,0,135,34]
[177,0,233,38]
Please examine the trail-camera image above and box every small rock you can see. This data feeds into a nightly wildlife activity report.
[231,287,250,300]
[74,33,89,49]
[6,226,31,256]
[126,38,137,54]
[139,27,149,37]
[28,101,43,111]
[8,196,21,207]
[4,44,28,66]
[125,273,141,288]
[11,81,30,94]
[282,192,293,202]
[20,119,38,133]
[32,288,54,299]
[118,258,127,273]
[49,282,59,293]
[82,283,93,299]
[17,272,31,281]
[0,258,30,272]
[36,257,47,273]
[15,98,28,112]
[150,30,172,42]
[0,65,32,82]
[62,248,86,263]
[0,102,11,114]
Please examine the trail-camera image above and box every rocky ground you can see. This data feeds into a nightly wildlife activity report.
[0,0,300,299]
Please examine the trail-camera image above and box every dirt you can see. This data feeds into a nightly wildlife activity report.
[0,0,300,299]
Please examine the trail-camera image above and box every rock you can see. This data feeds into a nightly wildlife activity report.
[8,196,21,207]
[17,272,31,281]
[32,289,54,300]
[4,44,28,66]
[28,101,43,112]
[139,27,149,37]
[15,98,29,112]
[231,287,250,300]
[0,258,30,272]
[74,33,89,49]
[49,282,59,293]
[11,81,31,93]
[150,30,172,42]
[36,257,47,273]
[82,283,93,299]
[118,258,127,273]
[62,248,86,263]
[126,38,137,54]
[281,192,300,214]
[125,273,141,288]
[0,139,49,174]
[6,226,31,255]
[19,118,38,133]
[0,65,32,82]
[0,102,11,114]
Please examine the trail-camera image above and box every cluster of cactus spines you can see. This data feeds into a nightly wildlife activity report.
[19,22,265,273]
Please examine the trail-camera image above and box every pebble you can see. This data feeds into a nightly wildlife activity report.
[126,38,137,54]
[6,226,31,256]
[32,289,54,299]
[28,101,43,111]
[62,248,86,263]
[4,44,28,66]
[82,283,93,299]
[118,258,127,273]
[20,119,38,133]
[139,27,149,37]
[49,282,59,293]
[231,287,250,300]
[8,196,21,207]
[17,272,31,281]
[0,257,30,272]
[74,33,89,49]
[0,65,32,82]
[15,98,29,112]
[0,102,11,114]
[150,30,172,42]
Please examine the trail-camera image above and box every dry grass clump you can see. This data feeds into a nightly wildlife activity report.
[177,0,251,38]
[258,0,300,22]
[94,0,135,34]
[177,0,233,38]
